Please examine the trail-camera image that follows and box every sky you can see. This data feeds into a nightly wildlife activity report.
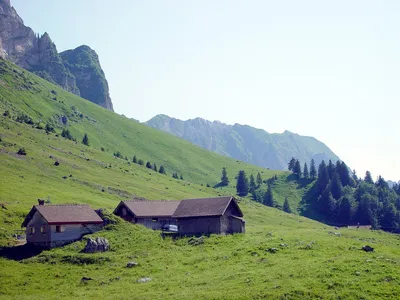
[12,0,400,182]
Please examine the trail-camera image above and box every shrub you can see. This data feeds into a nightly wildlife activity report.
[146,161,152,169]
[61,129,74,141]
[82,133,89,146]
[45,123,55,133]
[138,159,144,165]
[17,147,26,155]
[159,165,166,174]
[16,114,34,125]
[3,110,10,117]
[113,151,123,158]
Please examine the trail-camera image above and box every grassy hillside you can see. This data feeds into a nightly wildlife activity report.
[1,60,400,299]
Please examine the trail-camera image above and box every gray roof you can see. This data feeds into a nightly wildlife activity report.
[118,200,181,217]
[22,204,103,227]
[173,196,243,218]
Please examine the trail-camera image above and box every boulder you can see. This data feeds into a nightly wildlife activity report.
[266,248,278,253]
[126,262,138,268]
[83,237,109,253]
[137,277,151,283]
[362,245,374,252]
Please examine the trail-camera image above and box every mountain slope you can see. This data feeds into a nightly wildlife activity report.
[1,60,399,300]
[0,0,113,111]
[146,114,340,170]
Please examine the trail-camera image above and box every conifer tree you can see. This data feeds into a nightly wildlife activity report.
[317,160,329,195]
[263,183,274,207]
[159,165,166,174]
[337,161,350,187]
[327,160,335,180]
[283,197,292,213]
[364,171,374,184]
[146,161,152,169]
[288,157,296,171]
[153,163,158,172]
[310,159,317,179]
[132,155,137,163]
[236,170,249,196]
[249,174,256,192]
[294,159,302,179]
[221,167,229,186]
[303,162,309,179]
[180,174,184,180]
[331,171,343,200]
[256,172,263,187]
[82,133,89,146]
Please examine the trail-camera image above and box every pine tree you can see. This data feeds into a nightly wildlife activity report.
[364,171,374,184]
[138,159,144,165]
[153,163,158,172]
[310,159,317,179]
[337,196,352,224]
[132,155,137,163]
[263,183,274,207]
[249,174,256,192]
[352,169,358,183]
[283,197,292,213]
[82,133,89,146]
[317,160,329,195]
[303,162,309,179]
[146,161,152,169]
[331,171,343,200]
[288,157,296,171]
[180,174,184,180]
[159,165,166,174]
[256,172,262,187]
[294,159,302,179]
[337,161,350,187]
[221,167,229,186]
[327,160,335,180]
[236,170,249,196]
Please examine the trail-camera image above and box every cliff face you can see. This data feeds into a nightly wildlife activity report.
[0,0,113,111]
[61,46,113,111]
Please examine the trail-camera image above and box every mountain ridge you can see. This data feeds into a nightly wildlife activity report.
[146,114,340,170]
[0,0,113,111]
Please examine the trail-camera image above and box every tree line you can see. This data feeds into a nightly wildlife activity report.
[288,158,400,230]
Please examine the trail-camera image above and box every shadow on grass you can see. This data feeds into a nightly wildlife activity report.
[213,182,228,188]
[0,243,43,261]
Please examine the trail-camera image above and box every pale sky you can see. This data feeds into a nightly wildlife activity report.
[12,0,400,181]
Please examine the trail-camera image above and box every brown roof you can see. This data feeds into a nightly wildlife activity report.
[117,200,181,217]
[173,196,243,218]
[22,204,103,227]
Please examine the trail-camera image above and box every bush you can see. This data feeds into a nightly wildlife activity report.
[45,123,55,133]
[61,129,74,141]
[113,151,123,158]
[3,110,10,117]
[17,148,26,155]
[16,114,34,125]
[82,133,89,146]
[138,159,144,165]
[146,161,152,169]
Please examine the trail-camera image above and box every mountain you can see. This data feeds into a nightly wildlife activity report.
[146,114,340,170]
[0,0,113,111]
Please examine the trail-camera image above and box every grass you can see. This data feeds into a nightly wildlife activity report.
[0,60,400,299]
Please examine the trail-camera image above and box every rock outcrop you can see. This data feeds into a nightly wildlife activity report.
[83,237,110,253]
[61,46,113,111]
[0,0,114,111]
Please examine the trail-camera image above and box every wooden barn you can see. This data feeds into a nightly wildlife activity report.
[173,196,245,235]
[113,200,180,230]
[21,201,103,248]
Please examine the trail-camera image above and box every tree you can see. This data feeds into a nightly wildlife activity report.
[138,159,144,165]
[288,157,296,171]
[327,160,335,180]
[146,161,152,169]
[82,133,89,146]
[153,163,158,172]
[263,183,274,207]
[364,171,374,184]
[61,129,74,141]
[337,196,353,224]
[45,123,54,134]
[236,170,249,196]
[316,160,329,195]
[220,167,229,186]
[376,175,389,189]
[283,197,292,213]
[180,174,184,180]
[132,155,137,163]
[249,174,256,193]
[172,173,179,179]
[352,169,358,183]
[256,172,263,187]
[330,171,343,200]
[303,163,309,179]
[159,165,166,174]
[17,147,26,155]
[337,161,350,187]
[293,159,302,179]
[310,159,317,179]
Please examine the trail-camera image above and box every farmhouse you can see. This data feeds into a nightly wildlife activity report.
[113,200,180,230]
[173,196,245,235]
[21,201,103,248]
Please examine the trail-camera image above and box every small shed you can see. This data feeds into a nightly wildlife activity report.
[21,201,103,248]
[113,200,180,230]
[173,196,245,235]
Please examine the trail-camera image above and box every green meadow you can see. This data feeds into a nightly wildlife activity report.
[0,60,399,299]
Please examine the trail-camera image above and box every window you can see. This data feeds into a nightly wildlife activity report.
[40,225,47,234]
[56,225,65,233]
[29,227,35,235]
[152,218,158,222]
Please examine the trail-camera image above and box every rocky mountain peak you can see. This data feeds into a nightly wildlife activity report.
[0,1,114,111]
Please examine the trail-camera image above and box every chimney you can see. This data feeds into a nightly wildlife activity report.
[38,199,45,206]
